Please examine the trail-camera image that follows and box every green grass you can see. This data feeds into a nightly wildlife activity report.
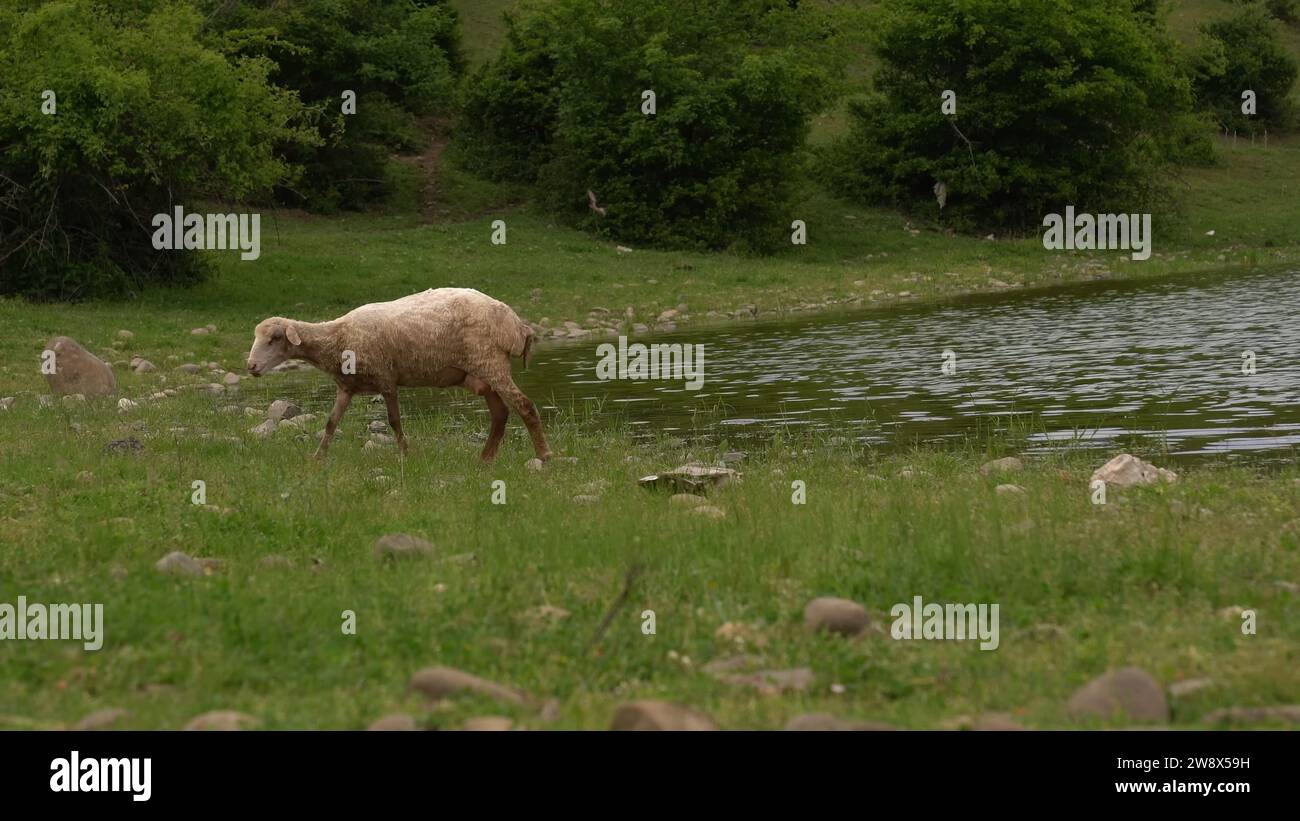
[1,397,1297,729]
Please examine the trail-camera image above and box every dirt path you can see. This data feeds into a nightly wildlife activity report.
[394,117,450,223]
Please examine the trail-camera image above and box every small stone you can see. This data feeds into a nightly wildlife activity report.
[610,701,716,731]
[1202,705,1300,726]
[74,708,130,730]
[155,551,203,576]
[804,597,870,637]
[177,363,201,374]
[249,419,278,438]
[462,716,514,731]
[996,484,1025,495]
[117,398,139,413]
[784,714,897,731]
[367,714,417,731]
[0,397,14,411]
[368,420,388,433]
[981,457,1023,475]
[266,399,301,422]
[572,494,601,504]
[374,533,434,560]
[190,327,209,335]
[184,710,258,731]
[1067,667,1169,723]
[408,667,526,705]
[117,330,134,340]
[222,372,241,386]
[702,654,765,675]
[525,458,544,472]
[720,667,814,695]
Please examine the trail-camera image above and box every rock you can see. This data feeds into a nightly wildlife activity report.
[62,393,86,404]
[199,383,225,395]
[249,419,278,438]
[689,505,726,520]
[720,667,814,695]
[657,309,679,323]
[981,457,1024,475]
[639,464,740,493]
[0,397,13,411]
[1202,705,1300,726]
[266,399,301,422]
[244,407,262,418]
[177,363,201,374]
[784,714,897,731]
[996,484,1025,495]
[804,597,870,637]
[1168,678,1217,698]
[610,701,716,731]
[1067,667,1169,723]
[190,327,209,336]
[368,420,388,433]
[367,714,417,731]
[572,494,601,504]
[104,437,143,454]
[1091,453,1177,488]
[462,716,514,731]
[74,708,130,730]
[519,605,570,626]
[373,533,434,560]
[721,451,747,465]
[155,551,203,576]
[408,666,526,705]
[117,398,139,413]
[525,458,545,472]
[117,330,134,340]
[702,654,765,675]
[369,432,396,445]
[668,493,708,508]
[43,336,117,397]
[183,711,259,731]
[222,372,241,386]
[939,713,1026,731]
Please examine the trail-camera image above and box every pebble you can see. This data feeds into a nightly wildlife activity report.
[155,551,203,576]
[183,710,259,731]
[408,666,526,705]
[74,708,130,731]
[373,533,434,560]
[610,701,716,731]
[1066,667,1169,723]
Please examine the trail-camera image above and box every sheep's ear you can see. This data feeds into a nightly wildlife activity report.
[286,324,302,346]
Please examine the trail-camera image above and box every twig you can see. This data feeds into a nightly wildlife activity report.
[586,563,644,651]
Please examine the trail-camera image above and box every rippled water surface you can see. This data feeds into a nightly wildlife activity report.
[261,267,1300,462]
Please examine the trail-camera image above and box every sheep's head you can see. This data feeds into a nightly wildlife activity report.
[247,317,302,377]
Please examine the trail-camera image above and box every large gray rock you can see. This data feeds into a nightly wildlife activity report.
[266,399,301,422]
[43,336,117,397]
[610,701,717,731]
[408,666,525,705]
[1067,667,1169,723]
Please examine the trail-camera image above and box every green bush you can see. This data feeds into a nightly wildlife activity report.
[1227,0,1299,25]
[0,0,313,299]
[204,0,464,211]
[820,0,1209,233]
[457,0,847,252]
[1190,5,1297,133]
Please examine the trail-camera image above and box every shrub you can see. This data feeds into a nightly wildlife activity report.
[0,0,313,299]
[1190,5,1297,133]
[204,0,464,211]
[458,0,847,252]
[820,0,1209,233]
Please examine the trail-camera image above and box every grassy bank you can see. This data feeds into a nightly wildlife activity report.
[1,391,1298,729]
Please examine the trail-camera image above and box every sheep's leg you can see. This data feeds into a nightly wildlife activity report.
[314,388,353,459]
[382,391,409,456]
[480,390,509,462]
[490,376,551,460]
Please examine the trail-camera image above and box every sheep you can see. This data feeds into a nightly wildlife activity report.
[245,287,552,463]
